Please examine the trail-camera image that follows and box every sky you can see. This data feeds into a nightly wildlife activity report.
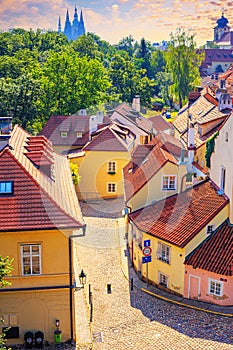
[0,0,233,47]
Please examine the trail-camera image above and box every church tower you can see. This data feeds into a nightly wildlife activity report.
[64,9,72,41]
[72,6,79,40]
[78,10,85,37]
[58,6,86,41]
[214,13,230,42]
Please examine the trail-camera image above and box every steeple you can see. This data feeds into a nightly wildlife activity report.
[72,5,79,40]
[58,16,62,33]
[64,9,72,40]
[78,10,85,37]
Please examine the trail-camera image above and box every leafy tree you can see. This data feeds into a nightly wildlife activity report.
[134,38,154,78]
[166,29,203,107]
[0,256,13,288]
[108,53,155,107]
[72,34,102,59]
[115,35,135,58]
[0,256,13,349]
[156,70,173,107]
[70,162,81,185]
[41,49,111,115]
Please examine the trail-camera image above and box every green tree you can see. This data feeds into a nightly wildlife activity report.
[115,35,135,58]
[108,53,155,107]
[0,256,13,349]
[166,29,203,107]
[41,49,111,115]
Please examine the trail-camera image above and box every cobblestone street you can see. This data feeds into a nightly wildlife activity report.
[74,201,233,350]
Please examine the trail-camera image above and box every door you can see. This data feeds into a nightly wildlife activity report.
[188,275,200,300]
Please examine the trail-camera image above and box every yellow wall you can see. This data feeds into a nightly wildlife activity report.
[130,204,228,296]
[0,290,72,343]
[71,150,131,198]
[129,162,187,211]
[0,228,77,343]
[0,229,72,288]
[184,204,229,256]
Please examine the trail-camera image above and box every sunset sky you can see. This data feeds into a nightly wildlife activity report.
[0,0,232,47]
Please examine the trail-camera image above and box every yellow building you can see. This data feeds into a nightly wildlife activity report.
[0,126,85,344]
[128,180,229,296]
[123,131,189,212]
[69,123,135,200]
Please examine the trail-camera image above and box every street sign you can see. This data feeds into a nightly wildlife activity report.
[142,256,152,264]
[142,246,152,256]
[144,239,151,247]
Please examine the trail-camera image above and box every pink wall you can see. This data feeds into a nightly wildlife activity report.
[184,265,233,306]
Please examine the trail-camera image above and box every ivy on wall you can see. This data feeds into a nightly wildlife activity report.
[205,131,219,168]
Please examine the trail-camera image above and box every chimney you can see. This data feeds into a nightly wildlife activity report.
[89,115,98,140]
[132,95,140,112]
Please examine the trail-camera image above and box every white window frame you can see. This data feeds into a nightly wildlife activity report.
[76,132,83,138]
[60,131,67,138]
[156,242,171,264]
[0,181,13,194]
[21,244,42,276]
[162,175,177,191]
[208,278,223,297]
[206,225,215,235]
[108,161,116,173]
[107,183,116,193]
[158,271,168,288]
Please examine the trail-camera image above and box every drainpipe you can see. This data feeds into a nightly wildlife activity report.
[68,224,86,340]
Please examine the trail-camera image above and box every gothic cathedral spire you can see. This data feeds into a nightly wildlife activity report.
[59,5,86,41]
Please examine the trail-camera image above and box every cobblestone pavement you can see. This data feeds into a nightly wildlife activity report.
[73,211,233,350]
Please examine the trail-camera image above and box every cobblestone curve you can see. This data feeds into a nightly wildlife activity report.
[74,217,233,350]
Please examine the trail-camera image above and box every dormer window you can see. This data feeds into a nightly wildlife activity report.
[60,132,67,138]
[0,181,13,194]
[76,132,83,138]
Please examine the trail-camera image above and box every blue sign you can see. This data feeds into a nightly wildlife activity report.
[142,256,152,264]
[144,240,151,247]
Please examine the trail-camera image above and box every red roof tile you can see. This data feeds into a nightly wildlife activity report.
[185,220,233,276]
[0,125,84,231]
[40,115,111,148]
[124,144,177,202]
[129,180,229,248]
[149,115,172,132]
[83,124,134,152]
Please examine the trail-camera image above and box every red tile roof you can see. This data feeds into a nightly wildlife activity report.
[40,114,111,148]
[149,115,172,132]
[204,48,233,63]
[83,124,135,152]
[109,102,153,134]
[124,143,177,202]
[185,220,233,276]
[0,125,84,231]
[129,180,229,248]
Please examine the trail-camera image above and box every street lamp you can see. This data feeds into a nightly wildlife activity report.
[74,269,87,291]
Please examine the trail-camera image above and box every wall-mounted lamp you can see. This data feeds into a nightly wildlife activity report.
[74,269,87,291]
[55,319,60,328]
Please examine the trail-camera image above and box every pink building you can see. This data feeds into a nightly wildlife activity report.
[184,220,233,306]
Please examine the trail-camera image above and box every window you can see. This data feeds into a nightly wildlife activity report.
[220,166,226,192]
[206,225,215,235]
[21,244,41,275]
[108,161,116,174]
[209,279,223,296]
[0,181,13,194]
[60,132,67,138]
[76,132,83,138]
[107,183,116,193]
[225,132,229,142]
[159,272,168,288]
[162,176,176,190]
[157,242,170,264]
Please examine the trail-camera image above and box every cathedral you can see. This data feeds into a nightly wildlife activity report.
[58,6,85,41]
